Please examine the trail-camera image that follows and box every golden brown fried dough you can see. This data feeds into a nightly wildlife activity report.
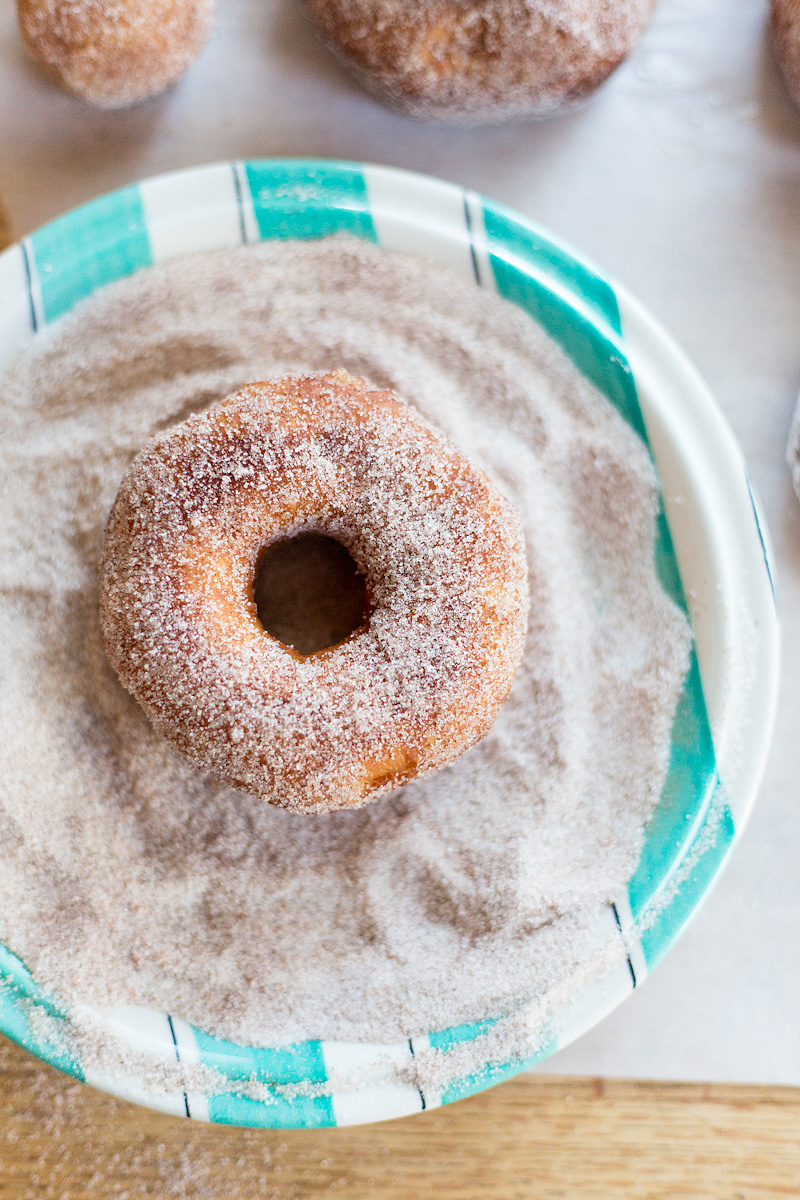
[17,0,213,107]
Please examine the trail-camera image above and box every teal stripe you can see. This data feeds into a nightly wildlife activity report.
[29,185,151,324]
[429,1018,555,1106]
[626,506,723,971]
[654,507,689,616]
[192,1027,334,1128]
[634,789,735,968]
[484,200,721,976]
[483,210,644,444]
[628,655,720,918]
[243,160,376,244]
[201,1089,333,1128]
[428,1016,498,1052]
[481,204,623,336]
[0,946,84,1080]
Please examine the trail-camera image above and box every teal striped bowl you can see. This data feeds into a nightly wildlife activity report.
[0,160,780,1127]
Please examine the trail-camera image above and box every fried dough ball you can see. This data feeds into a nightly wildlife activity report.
[303,0,658,124]
[773,0,800,109]
[17,0,213,108]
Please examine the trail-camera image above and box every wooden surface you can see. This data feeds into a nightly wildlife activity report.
[0,1034,797,1199]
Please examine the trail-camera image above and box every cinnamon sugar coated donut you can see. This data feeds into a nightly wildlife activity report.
[773,0,800,109]
[304,0,657,124]
[0,200,11,253]
[99,371,529,815]
[17,0,213,108]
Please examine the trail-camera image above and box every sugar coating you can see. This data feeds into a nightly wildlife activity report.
[0,200,11,253]
[785,388,800,498]
[0,237,691,1092]
[17,0,213,108]
[304,0,657,124]
[773,0,800,110]
[100,372,529,814]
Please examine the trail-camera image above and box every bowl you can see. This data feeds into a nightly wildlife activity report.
[0,159,780,1127]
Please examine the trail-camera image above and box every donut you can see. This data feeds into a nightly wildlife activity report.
[99,372,529,815]
[773,0,800,109]
[17,0,213,108]
[0,200,11,254]
[303,0,657,124]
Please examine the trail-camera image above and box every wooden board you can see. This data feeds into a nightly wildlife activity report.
[0,1033,797,1199]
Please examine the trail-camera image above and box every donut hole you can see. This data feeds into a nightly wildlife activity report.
[254,533,369,656]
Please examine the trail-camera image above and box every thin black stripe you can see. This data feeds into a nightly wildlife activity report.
[746,474,776,606]
[611,903,637,989]
[21,241,38,333]
[166,1014,191,1117]
[407,1038,426,1110]
[232,164,248,245]
[462,193,482,287]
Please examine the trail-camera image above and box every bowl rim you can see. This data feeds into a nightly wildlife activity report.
[0,158,780,1127]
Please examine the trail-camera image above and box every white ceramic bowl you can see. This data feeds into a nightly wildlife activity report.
[0,160,780,1127]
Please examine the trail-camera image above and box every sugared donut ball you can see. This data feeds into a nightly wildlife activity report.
[773,0,800,109]
[303,0,657,124]
[17,0,213,108]
[100,372,529,815]
[0,201,11,253]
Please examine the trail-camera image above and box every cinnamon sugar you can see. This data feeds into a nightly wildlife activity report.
[0,236,690,1093]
